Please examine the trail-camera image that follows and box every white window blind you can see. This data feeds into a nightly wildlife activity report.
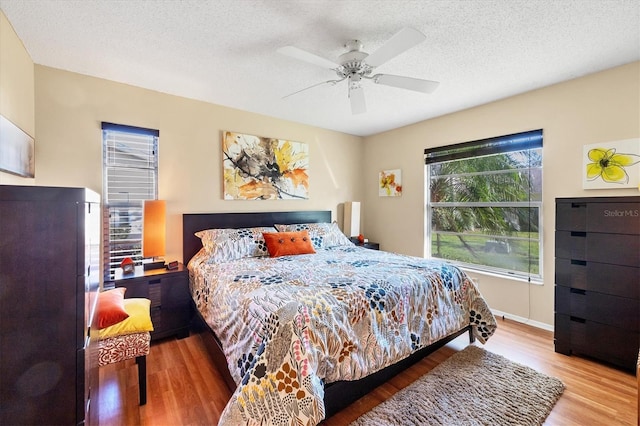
[102,122,159,280]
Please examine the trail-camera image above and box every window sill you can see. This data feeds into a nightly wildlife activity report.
[460,266,543,285]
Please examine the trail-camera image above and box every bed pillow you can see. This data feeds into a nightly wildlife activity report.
[195,226,275,262]
[274,221,353,249]
[96,287,129,329]
[262,230,316,257]
[98,298,154,340]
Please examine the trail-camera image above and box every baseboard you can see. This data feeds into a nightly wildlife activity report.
[491,309,553,332]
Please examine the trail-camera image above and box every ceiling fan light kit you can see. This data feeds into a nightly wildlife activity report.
[278,27,440,115]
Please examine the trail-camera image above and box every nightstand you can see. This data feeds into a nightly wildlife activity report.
[349,237,380,250]
[359,242,380,250]
[112,263,191,340]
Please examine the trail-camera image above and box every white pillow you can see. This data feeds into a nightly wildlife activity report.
[274,222,353,249]
[195,226,275,262]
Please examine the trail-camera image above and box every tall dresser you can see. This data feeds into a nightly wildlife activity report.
[555,196,640,371]
[0,185,101,425]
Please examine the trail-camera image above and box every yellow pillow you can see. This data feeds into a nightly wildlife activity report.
[98,298,154,339]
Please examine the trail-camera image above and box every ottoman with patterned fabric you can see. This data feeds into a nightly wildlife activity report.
[96,288,154,405]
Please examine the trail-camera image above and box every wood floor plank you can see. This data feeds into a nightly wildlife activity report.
[97,318,637,425]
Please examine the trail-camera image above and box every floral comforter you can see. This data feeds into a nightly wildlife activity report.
[188,245,496,425]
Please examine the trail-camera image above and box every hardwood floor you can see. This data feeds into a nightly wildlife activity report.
[98,317,637,425]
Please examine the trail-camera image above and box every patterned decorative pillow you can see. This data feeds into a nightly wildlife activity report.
[195,227,275,262]
[274,221,353,249]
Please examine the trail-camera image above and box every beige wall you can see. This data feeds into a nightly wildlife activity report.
[0,10,35,185]
[33,65,363,263]
[363,61,640,328]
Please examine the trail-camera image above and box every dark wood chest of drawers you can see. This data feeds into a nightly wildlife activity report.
[555,196,640,370]
[0,185,101,425]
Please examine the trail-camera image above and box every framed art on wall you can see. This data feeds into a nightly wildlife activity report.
[379,169,402,197]
[222,131,309,200]
[0,114,34,178]
[583,138,640,189]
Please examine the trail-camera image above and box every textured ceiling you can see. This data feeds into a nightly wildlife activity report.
[1,0,639,136]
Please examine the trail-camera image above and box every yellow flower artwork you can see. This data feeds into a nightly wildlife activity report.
[379,169,402,197]
[223,131,309,200]
[583,139,640,189]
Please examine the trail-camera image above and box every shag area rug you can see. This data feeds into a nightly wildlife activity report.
[350,345,565,426]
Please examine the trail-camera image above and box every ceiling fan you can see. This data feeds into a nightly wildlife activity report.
[277,27,440,115]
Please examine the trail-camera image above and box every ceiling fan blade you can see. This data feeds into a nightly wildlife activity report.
[374,74,440,93]
[277,46,339,69]
[282,78,345,99]
[364,27,427,68]
[349,85,366,114]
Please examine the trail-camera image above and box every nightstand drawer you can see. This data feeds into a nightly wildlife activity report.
[149,283,162,308]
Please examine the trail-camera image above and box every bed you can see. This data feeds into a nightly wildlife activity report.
[182,211,497,425]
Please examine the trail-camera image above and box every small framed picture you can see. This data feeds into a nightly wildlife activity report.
[583,139,640,189]
[379,169,402,197]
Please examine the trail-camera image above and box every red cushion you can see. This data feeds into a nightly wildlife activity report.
[96,287,129,329]
[262,230,316,257]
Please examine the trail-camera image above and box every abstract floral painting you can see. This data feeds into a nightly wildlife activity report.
[223,131,309,200]
[379,169,402,197]
[583,138,640,189]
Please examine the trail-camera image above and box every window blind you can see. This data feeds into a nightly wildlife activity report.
[424,129,543,164]
[102,122,159,280]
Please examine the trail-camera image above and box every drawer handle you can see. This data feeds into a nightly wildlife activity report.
[148,279,161,285]
[570,231,586,237]
[571,259,587,266]
[570,288,586,295]
[570,316,586,323]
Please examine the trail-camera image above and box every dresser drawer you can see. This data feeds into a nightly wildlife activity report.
[557,200,640,234]
[586,202,640,235]
[555,231,587,260]
[555,258,639,299]
[556,201,587,232]
[556,231,639,267]
[587,233,640,267]
[555,286,638,331]
[555,313,639,370]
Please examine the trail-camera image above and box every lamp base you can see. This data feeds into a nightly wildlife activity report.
[143,260,166,270]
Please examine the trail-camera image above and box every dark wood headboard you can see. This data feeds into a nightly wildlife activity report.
[182,210,332,265]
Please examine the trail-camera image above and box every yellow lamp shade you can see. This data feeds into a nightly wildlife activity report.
[142,200,166,258]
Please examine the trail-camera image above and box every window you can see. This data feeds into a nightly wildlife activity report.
[424,130,543,282]
[102,122,159,280]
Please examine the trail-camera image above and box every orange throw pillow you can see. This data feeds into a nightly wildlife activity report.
[96,287,130,329]
[263,230,316,257]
